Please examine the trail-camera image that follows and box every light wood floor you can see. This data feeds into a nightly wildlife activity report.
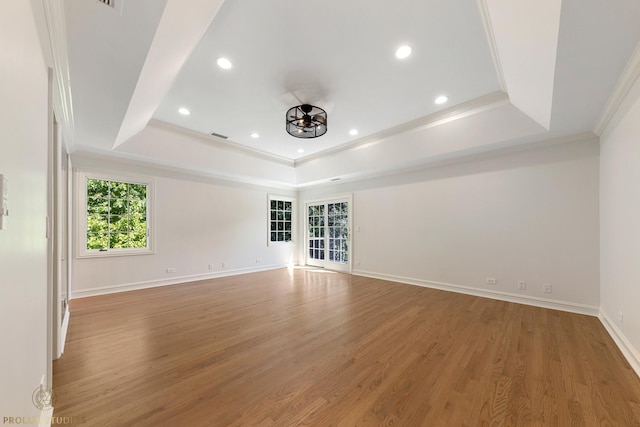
[54,268,640,426]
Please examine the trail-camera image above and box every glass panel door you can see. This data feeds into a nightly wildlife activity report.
[306,199,351,272]
[307,204,325,267]
[327,202,349,267]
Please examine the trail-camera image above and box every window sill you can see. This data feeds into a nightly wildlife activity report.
[77,248,154,259]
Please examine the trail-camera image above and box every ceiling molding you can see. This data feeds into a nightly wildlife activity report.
[297,131,599,191]
[476,0,507,92]
[146,119,295,167]
[41,0,75,150]
[294,91,510,166]
[72,130,596,192]
[71,146,297,191]
[594,40,640,136]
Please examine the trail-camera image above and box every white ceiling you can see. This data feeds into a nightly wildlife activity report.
[153,0,501,160]
[52,0,640,187]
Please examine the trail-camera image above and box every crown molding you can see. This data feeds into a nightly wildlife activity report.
[294,91,510,166]
[594,40,640,136]
[147,119,295,167]
[476,0,507,92]
[149,92,508,170]
[296,130,598,190]
[40,0,76,150]
[70,145,297,191]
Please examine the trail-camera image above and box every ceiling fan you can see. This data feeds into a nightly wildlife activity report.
[286,104,328,138]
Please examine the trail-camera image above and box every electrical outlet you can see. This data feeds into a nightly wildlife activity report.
[543,283,552,293]
[208,263,214,271]
[486,277,497,285]
[618,311,624,323]
[518,281,527,290]
[166,268,176,273]
[221,261,226,268]
[256,258,262,264]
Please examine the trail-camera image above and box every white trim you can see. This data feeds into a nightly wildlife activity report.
[294,91,509,166]
[594,40,640,135]
[148,120,295,167]
[353,269,600,316]
[39,408,53,427]
[476,0,507,92]
[76,170,155,258]
[59,307,70,356]
[150,93,508,168]
[598,311,640,380]
[303,195,353,274]
[70,264,287,299]
[267,194,296,246]
[41,0,75,151]
[70,145,297,191]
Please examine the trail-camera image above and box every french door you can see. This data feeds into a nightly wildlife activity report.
[306,197,351,272]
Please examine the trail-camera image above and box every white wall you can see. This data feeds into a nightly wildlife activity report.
[71,161,296,297]
[600,76,640,375]
[0,0,49,417]
[300,138,600,313]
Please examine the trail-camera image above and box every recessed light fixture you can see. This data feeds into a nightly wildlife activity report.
[178,107,190,116]
[217,57,232,69]
[435,95,448,105]
[250,132,260,138]
[297,148,305,154]
[395,45,412,59]
[349,129,359,136]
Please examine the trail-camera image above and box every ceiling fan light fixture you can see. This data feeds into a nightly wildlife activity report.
[286,104,328,138]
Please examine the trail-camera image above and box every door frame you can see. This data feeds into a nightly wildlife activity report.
[304,194,353,273]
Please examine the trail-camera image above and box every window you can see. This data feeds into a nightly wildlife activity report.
[269,196,293,244]
[78,172,153,257]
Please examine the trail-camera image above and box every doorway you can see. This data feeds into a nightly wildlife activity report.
[305,196,352,273]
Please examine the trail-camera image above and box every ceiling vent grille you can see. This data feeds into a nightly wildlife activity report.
[97,0,115,8]
[209,132,228,140]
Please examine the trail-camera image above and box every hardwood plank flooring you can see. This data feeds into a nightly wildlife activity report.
[53,268,640,426]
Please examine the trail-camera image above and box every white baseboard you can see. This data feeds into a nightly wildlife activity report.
[71,264,287,299]
[352,269,600,316]
[39,408,53,427]
[59,307,70,356]
[599,310,640,379]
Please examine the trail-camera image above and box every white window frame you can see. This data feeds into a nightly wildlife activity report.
[267,194,295,246]
[77,170,155,258]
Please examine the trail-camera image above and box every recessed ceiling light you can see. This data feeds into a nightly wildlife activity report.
[217,57,232,69]
[297,148,305,154]
[395,45,412,59]
[349,129,359,136]
[178,107,190,116]
[250,132,259,138]
[435,95,448,105]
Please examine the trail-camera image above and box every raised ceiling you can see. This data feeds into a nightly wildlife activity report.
[50,0,640,187]
[153,0,501,160]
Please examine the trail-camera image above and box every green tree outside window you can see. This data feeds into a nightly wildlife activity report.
[87,178,148,250]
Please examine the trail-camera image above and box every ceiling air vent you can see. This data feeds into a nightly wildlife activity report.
[209,132,228,140]
[97,0,115,8]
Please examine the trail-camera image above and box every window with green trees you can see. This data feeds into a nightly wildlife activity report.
[269,196,293,243]
[86,178,148,251]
